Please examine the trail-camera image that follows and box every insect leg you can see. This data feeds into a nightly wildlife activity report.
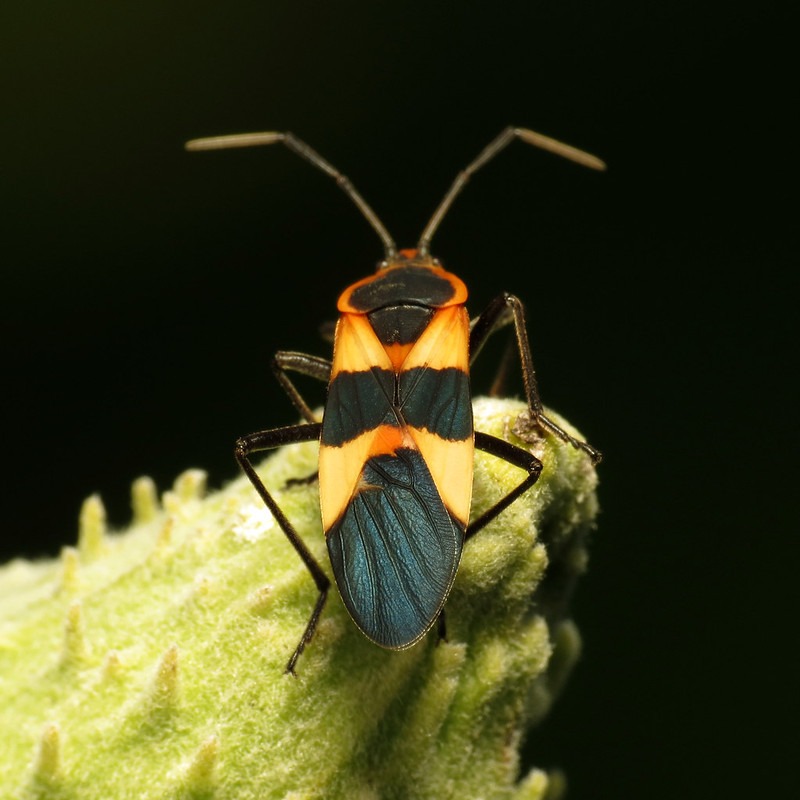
[235,422,328,674]
[470,293,602,464]
[437,611,448,642]
[466,432,543,541]
[272,351,332,423]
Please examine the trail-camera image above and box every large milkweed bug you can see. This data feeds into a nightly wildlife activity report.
[186,126,604,673]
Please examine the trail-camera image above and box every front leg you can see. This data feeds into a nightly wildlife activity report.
[470,293,602,465]
[272,351,332,423]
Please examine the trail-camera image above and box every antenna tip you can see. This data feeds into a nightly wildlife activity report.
[516,128,607,171]
[586,155,608,172]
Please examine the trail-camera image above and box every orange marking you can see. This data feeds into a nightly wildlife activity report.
[332,314,393,374]
[408,428,473,527]
[402,305,470,373]
[368,424,406,457]
[384,342,414,371]
[319,431,373,532]
[320,422,474,534]
[319,424,409,533]
[337,264,468,313]
[397,248,420,259]
[436,269,468,307]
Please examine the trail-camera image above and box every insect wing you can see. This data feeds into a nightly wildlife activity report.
[326,446,463,649]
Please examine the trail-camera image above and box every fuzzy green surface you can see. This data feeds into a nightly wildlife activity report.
[0,397,599,800]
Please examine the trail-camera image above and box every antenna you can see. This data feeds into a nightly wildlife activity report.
[416,126,606,257]
[185,131,398,259]
[186,127,605,263]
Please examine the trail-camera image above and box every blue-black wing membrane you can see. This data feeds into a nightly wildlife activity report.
[400,366,472,441]
[326,448,463,649]
[322,367,396,446]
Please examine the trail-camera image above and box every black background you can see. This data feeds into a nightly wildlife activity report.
[3,3,795,798]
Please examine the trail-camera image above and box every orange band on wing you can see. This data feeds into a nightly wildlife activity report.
[332,314,393,374]
[402,306,470,373]
[319,424,410,532]
[407,428,473,527]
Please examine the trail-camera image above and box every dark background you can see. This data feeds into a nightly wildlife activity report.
[3,2,794,798]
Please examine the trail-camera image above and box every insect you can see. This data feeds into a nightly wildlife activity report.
[186,126,604,673]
